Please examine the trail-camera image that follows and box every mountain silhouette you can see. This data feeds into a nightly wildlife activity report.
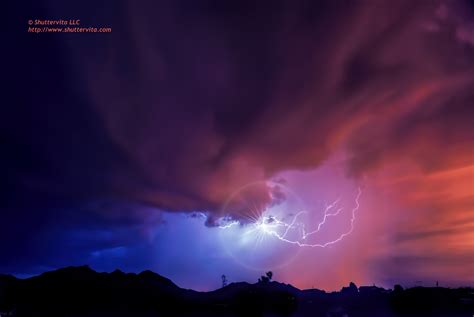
[0,266,473,316]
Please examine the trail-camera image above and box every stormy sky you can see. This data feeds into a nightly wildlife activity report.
[2,0,473,290]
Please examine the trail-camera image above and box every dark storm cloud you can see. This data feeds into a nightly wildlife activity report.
[0,199,162,274]
[38,0,473,218]
[2,0,474,273]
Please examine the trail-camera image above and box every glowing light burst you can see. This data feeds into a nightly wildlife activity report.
[217,187,362,248]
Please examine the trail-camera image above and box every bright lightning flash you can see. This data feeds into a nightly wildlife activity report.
[217,187,362,248]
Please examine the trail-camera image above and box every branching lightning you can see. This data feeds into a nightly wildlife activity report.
[215,187,362,248]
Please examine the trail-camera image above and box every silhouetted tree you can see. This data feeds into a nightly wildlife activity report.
[341,282,358,295]
[258,271,273,283]
[393,284,404,292]
[266,271,273,281]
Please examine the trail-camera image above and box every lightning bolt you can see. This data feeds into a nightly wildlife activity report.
[216,187,362,248]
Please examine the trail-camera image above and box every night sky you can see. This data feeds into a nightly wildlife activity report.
[3,0,474,291]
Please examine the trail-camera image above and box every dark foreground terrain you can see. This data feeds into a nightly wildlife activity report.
[0,266,473,316]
